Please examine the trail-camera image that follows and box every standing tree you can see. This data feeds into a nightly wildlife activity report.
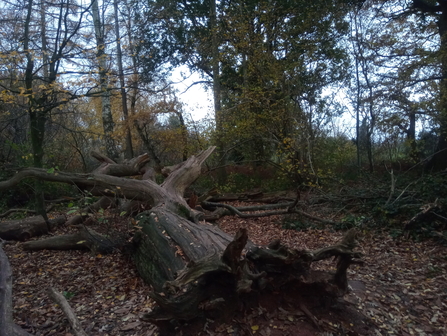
[20,0,91,217]
[113,0,134,159]
[91,0,119,160]
[409,0,447,170]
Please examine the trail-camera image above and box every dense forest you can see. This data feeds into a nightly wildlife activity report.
[0,0,446,335]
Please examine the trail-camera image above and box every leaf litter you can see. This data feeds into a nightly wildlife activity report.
[3,205,447,335]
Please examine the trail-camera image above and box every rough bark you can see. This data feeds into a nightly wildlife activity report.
[0,216,66,241]
[0,240,33,336]
[142,228,363,330]
[91,0,119,160]
[112,0,134,160]
[133,207,240,291]
[91,151,149,176]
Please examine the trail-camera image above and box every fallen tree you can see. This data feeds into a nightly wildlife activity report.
[0,215,66,241]
[0,147,370,334]
[0,239,33,336]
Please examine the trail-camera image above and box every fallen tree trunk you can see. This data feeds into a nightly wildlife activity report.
[0,240,33,336]
[0,147,368,334]
[0,205,55,219]
[0,215,66,241]
[142,227,363,326]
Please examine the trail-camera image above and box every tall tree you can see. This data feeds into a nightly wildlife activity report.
[20,0,89,216]
[91,0,119,160]
[409,0,447,170]
[113,0,134,159]
[134,0,359,181]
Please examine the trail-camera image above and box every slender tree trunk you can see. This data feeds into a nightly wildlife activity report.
[123,0,162,170]
[92,0,119,160]
[354,40,361,167]
[113,0,133,159]
[24,0,48,222]
[40,0,49,79]
[175,110,188,161]
[427,3,447,170]
[210,0,226,184]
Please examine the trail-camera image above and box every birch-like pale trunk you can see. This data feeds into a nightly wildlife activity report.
[92,0,119,160]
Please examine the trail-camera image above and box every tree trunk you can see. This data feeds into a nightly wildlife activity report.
[92,0,119,160]
[210,0,227,185]
[0,241,34,336]
[113,0,133,159]
[425,1,447,170]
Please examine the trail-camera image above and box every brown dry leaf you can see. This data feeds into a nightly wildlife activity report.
[120,321,141,331]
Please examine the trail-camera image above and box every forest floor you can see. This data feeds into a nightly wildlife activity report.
[3,203,447,336]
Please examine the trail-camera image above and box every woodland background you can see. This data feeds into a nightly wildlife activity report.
[1,0,447,335]
[1,0,447,200]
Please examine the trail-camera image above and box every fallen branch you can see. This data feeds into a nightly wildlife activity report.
[22,226,123,254]
[0,215,66,241]
[47,287,88,336]
[404,201,446,232]
[202,201,339,225]
[0,205,55,219]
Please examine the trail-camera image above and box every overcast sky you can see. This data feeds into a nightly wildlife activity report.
[170,66,213,121]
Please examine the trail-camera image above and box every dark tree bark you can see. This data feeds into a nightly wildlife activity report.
[0,240,33,336]
[0,216,66,241]
[411,1,447,170]
[22,226,123,254]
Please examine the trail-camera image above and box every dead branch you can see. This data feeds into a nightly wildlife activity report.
[0,215,66,241]
[47,287,88,336]
[22,226,123,254]
[202,201,339,225]
[0,205,55,219]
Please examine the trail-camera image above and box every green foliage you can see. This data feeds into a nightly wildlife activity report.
[62,291,76,300]
[335,214,368,231]
[415,174,447,201]
[218,172,258,193]
[97,208,109,224]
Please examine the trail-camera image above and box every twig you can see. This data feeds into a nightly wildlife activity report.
[391,179,417,205]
